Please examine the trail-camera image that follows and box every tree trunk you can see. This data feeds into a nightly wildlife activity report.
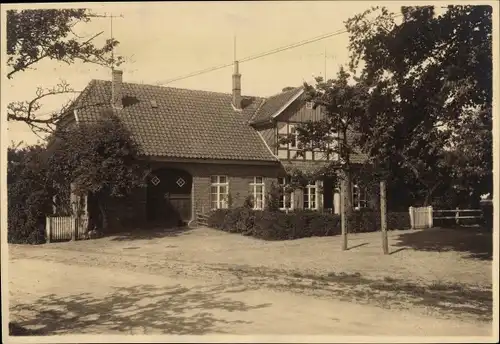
[422,182,441,206]
[97,199,109,232]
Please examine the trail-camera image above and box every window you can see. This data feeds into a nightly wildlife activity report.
[278,177,293,210]
[306,101,313,109]
[210,176,229,210]
[277,122,338,162]
[250,177,265,209]
[303,181,318,210]
[289,125,299,149]
[352,182,367,210]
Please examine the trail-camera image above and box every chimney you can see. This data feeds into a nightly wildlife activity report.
[111,68,123,109]
[232,61,242,110]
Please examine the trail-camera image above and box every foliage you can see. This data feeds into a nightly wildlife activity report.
[7,144,52,244]
[47,112,148,231]
[6,9,122,133]
[207,208,409,241]
[347,209,411,233]
[6,9,122,79]
[243,195,254,209]
[345,5,493,204]
[265,182,282,212]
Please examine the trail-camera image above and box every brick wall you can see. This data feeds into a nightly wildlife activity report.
[100,159,379,229]
[148,161,285,217]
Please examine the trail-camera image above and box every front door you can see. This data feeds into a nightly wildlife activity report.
[147,168,192,225]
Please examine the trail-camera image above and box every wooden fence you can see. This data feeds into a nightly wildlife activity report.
[409,206,482,229]
[45,216,88,243]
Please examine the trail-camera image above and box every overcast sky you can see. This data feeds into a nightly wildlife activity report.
[2,1,441,146]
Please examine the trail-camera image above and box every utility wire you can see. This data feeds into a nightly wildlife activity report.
[156,13,402,86]
[155,27,348,86]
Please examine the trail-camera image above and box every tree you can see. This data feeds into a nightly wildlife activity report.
[47,112,148,232]
[345,5,492,205]
[280,67,371,249]
[7,143,54,244]
[6,9,122,133]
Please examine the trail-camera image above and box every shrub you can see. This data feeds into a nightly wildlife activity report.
[206,209,229,230]
[265,182,282,212]
[348,210,411,233]
[8,145,51,244]
[207,207,410,241]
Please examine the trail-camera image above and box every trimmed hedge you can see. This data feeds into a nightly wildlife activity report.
[207,207,410,240]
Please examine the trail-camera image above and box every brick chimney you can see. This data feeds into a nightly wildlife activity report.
[111,68,123,109]
[232,61,242,110]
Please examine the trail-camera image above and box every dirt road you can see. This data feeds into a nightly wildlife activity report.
[9,256,492,336]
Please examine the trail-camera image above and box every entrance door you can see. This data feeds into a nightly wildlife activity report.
[147,168,192,225]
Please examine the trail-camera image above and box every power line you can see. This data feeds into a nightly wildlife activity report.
[155,27,348,86]
[155,13,403,86]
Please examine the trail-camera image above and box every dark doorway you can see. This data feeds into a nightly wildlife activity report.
[323,177,334,209]
[146,168,192,226]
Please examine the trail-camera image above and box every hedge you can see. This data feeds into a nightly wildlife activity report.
[207,207,410,241]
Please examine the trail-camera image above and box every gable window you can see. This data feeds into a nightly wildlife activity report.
[250,177,265,209]
[277,122,338,162]
[306,101,314,109]
[278,177,293,210]
[211,176,229,210]
[303,181,318,210]
[289,125,298,148]
[352,181,367,210]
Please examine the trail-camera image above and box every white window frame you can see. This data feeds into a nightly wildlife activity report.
[352,182,368,210]
[250,177,265,210]
[303,181,319,210]
[278,177,294,211]
[289,124,299,149]
[210,176,229,210]
[306,101,314,109]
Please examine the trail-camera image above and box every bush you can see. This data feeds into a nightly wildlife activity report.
[348,209,411,233]
[207,208,410,241]
[8,145,51,244]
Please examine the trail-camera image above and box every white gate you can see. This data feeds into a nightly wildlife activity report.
[409,206,433,229]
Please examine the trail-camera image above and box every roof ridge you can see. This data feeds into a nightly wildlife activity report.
[264,86,303,99]
[91,79,265,99]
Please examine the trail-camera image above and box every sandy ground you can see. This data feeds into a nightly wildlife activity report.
[7,226,494,337]
[8,258,492,336]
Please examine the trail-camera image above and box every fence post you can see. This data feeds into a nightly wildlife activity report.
[46,217,51,243]
[455,207,459,225]
[380,181,388,255]
[428,206,433,228]
[409,206,414,229]
[72,216,77,241]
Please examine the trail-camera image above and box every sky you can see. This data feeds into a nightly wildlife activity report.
[1,1,453,146]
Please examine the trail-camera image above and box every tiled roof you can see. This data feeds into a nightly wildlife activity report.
[72,80,278,162]
[250,87,303,124]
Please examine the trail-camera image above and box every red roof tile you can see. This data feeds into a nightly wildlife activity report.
[250,87,303,124]
[73,80,278,162]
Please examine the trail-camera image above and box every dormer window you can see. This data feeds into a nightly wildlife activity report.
[306,101,313,109]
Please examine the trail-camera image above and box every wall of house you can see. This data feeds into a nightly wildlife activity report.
[149,161,285,217]
[96,159,379,230]
[281,95,325,123]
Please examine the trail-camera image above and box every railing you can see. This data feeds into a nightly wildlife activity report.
[433,208,482,223]
[196,213,209,227]
[45,216,88,243]
[409,206,483,229]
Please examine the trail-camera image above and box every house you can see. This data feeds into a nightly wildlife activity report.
[58,62,374,229]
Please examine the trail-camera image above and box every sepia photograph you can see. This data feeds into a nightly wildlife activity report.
[1,1,497,342]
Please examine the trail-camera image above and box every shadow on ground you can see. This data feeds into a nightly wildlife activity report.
[10,283,271,335]
[109,226,195,241]
[393,226,493,260]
